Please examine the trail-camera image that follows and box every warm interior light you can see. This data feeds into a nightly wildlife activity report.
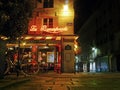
[56,36,61,40]
[42,53,46,57]
[22,42,26,46]
[0,36,8,40]
[35,36,43,40]
[25,36,32,40]
[46,36,52,39]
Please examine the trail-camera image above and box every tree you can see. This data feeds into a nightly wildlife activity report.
[0,0,34,39]
[0,0,35,78]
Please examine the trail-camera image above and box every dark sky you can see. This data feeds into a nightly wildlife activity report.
[74,0,98,33]
[74,0,98,18]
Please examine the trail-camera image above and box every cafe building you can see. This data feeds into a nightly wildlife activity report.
[7,0,79,73]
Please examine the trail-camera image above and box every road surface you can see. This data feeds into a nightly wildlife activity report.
[3,72,120,90]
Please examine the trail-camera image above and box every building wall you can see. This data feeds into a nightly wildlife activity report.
[95,0,120,72]
[76,11,98,72]
[62,36,75,73]
[27,0,76,73]
[77,0,120,72]
[28,0,74,35]
[114,32,120,52]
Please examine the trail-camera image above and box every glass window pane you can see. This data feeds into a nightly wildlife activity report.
[49,18,53,28]
[43,18,47,25]
[49,0,53,8]
[43,0,48,8]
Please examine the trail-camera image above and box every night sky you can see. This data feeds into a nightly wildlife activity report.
[74,0,99,34]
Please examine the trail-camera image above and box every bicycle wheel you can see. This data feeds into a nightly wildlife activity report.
[21,60,39,75]
[4,59,11,75]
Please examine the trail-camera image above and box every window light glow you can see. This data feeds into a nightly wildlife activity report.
[1,36,8,40]
[25,36,32,40]
[56,36,61,40]
[34,36,43,40]
[22,42,26,46]
[46,36,52,39]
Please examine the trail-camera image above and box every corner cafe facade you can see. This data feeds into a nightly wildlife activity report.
[7,25,78,73]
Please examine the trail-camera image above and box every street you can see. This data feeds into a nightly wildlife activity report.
[3,72,120,90]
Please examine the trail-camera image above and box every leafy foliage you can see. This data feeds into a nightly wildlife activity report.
[0,0,34,39]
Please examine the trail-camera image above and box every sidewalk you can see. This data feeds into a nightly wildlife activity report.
[1,72,120,89]
[0,74,31,89]
[38,71,120,78]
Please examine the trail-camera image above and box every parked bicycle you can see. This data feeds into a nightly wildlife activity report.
[4,55,39,76]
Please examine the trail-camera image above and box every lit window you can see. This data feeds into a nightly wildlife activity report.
[43,0,54,8]
[43,18,53,28]
[49,18,53,28]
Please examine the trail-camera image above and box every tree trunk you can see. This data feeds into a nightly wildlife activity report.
[0,39,7,79]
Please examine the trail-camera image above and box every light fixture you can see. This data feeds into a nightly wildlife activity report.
[22,42,26,46]
[42,53,46,57]
[63,5,68,11]
[43,44,49,49]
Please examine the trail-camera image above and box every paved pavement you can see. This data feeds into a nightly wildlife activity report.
[0,73,31,89]
[37,72,120,90]
[1,72,120,90]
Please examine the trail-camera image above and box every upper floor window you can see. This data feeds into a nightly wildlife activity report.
[43,0,54,8]
[38,0,42,3]
[43,18,53,28]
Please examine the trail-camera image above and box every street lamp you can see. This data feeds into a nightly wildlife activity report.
[92,47,98,58]
[63,5,68,11]
[62,4,69,16]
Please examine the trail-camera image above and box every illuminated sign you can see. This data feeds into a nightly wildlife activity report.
[65,45,71,50]
[29,25,68,34]
[41,25,67,33]
[30,25,37,31]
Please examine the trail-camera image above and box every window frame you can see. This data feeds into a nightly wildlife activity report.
[43,18,53,28]
[43,0,54,8]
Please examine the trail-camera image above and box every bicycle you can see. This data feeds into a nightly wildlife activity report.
[4,56,39,76]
